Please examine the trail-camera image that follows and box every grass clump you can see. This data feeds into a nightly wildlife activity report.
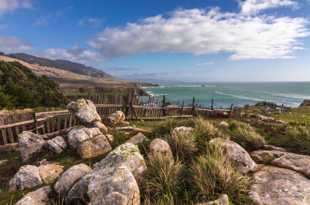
[227,121,265,150]
[191,145,251,205]
[140,157,184,205]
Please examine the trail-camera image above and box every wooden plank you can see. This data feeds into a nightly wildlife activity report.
[7,127,15,143]
[1,129,8,145]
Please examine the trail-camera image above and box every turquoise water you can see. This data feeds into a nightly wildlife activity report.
[144,82,310,108]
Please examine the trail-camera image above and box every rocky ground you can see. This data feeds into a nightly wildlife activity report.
[1,100,310,205]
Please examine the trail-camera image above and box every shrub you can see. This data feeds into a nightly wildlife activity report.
[227,121,265,150]
[191,145,251,205]
[140,156,184,205]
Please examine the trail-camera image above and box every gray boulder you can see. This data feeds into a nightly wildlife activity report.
[249,166,310,205]
[94,143,146,178]
[251,150,310,177]
[149,138,174,162]
[108,111,126,125]
[77,134,112,159]
[18,131,46,162]
[67,99,101,124]
[54,163,92,196]
[209,138,257,174]
[15,186,52,205]
[9,165,43,191]
[196,194,229,205]
[67,126,102,149]
[126,132,147,145]
[47,136,67,154]
[171,126,194,140]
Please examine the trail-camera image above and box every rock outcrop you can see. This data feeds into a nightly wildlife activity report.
[15,186,52,205]
[149,138,174,162]
[209,138,257,174]
[9,165,43,191]
[251,150,310,177]
[67,99,101,124]
[46,136,67,154]
[249,166,310,205]
[54,163,92,196]
[18,131,46,162]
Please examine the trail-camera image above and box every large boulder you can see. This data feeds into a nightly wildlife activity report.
[18,131,46,162]
[15,186,52,205]
[209,138,257,174]
[94,143,146,178]
[249,166,310,205]
[54,163,92,196]
[171,126,194,140]
[67,126,102,149]
[108,111,126,125]
[196,194,229,205]
[148,138,174,162]
[46,136,67,154]
[251,150,310,177]
[77,134,112,159]
[9,165,43,191]
[67,99,101,124]
[38,163,64,184]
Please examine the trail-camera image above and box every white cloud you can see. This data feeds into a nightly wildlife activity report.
[240,0,297,15]
[196,61,215,66]
[0,36,32,53]
[33,17,48,27]
[88,8,309,60]
[44,47,100,63]
[79,17,102,28]
[0,0,32,14]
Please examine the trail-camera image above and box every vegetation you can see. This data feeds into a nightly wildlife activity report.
[0,61,66,109]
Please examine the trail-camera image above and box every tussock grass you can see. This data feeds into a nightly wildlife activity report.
[227,121,265,150]
[191,145,251,205]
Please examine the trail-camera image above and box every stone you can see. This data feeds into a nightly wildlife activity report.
[249,166,310,205]
[88,166,140,205]
[251,150,310,177]
[108,111,126,125]
[126,132,147,145]
[15,186,52,205]
[149,138,174,162]
[67,126,102,149]
[196,194,229,205]
[54,163,92,196]
[171,126,194,140]
[67,99,101,124]
[38,163,64,184]
[93,120,108,134]
[209,138,257,174]
[9,165,43,191]
[94,143,146,178]
[106,134,114,143]
[219,121,229,129]
[46,136,67,154]
[77,134,112,159]
[18,131,46,162]
[262,144,286,152]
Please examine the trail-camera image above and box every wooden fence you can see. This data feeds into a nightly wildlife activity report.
[0,104,231,146]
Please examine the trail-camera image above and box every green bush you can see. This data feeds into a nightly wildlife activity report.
[191,145,251,205]
[227,121,265,150]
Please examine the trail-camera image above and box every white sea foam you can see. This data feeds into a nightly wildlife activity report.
[215,91,264,102]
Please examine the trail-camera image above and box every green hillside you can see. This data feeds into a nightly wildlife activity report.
[0,61,65,108]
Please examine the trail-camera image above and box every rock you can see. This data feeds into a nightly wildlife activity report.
[67,126,102,149]
[249,166,310,205]
[15,186,52,205]
[94,143,146,178]
[88,166,140,205]
[106,134,114,143]
[54,163,92,196]
[251,150,310,177]
[262,144,286,152]
[18,131,46,162]
[77,134,112,159]
[39,164,64,184]
[219,121,229,129]
[196,194,229,205]
[67,99,101,124]
[149,138,174,162]
[300,99,310,107]
[108,111,126,125]
[171,126,194,140]
[93,121,108,134]
[126,132,147,145]
[46,136,67,154]
[209,138,257,174]
[9,165,43,191]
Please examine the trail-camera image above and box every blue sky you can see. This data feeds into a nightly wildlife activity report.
[0,0,310,82]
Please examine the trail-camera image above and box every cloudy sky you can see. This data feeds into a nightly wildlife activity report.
[0,0,310,82]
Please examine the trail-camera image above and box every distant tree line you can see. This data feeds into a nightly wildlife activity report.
[0,61,66,109]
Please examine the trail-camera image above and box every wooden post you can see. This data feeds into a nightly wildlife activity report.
[230,104,234,118]
[161,95,166,116]
[33,112,38,134]
[192,97,197,116]
[211,98,214,110]
[180,101,184,116]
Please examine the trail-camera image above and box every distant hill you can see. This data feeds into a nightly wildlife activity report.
[9,53,112,79]
[0,61,65,108]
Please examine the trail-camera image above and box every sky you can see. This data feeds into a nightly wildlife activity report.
[0,0,310,82]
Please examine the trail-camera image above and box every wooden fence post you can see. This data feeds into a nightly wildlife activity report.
[33,112,38,134]
[180,101,184,115]
[211,98,214,110]
[192,97,197,116]
[229,104,234,118]
[161,95,166,116]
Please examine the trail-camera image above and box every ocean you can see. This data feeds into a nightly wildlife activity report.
[144,82,310,108]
